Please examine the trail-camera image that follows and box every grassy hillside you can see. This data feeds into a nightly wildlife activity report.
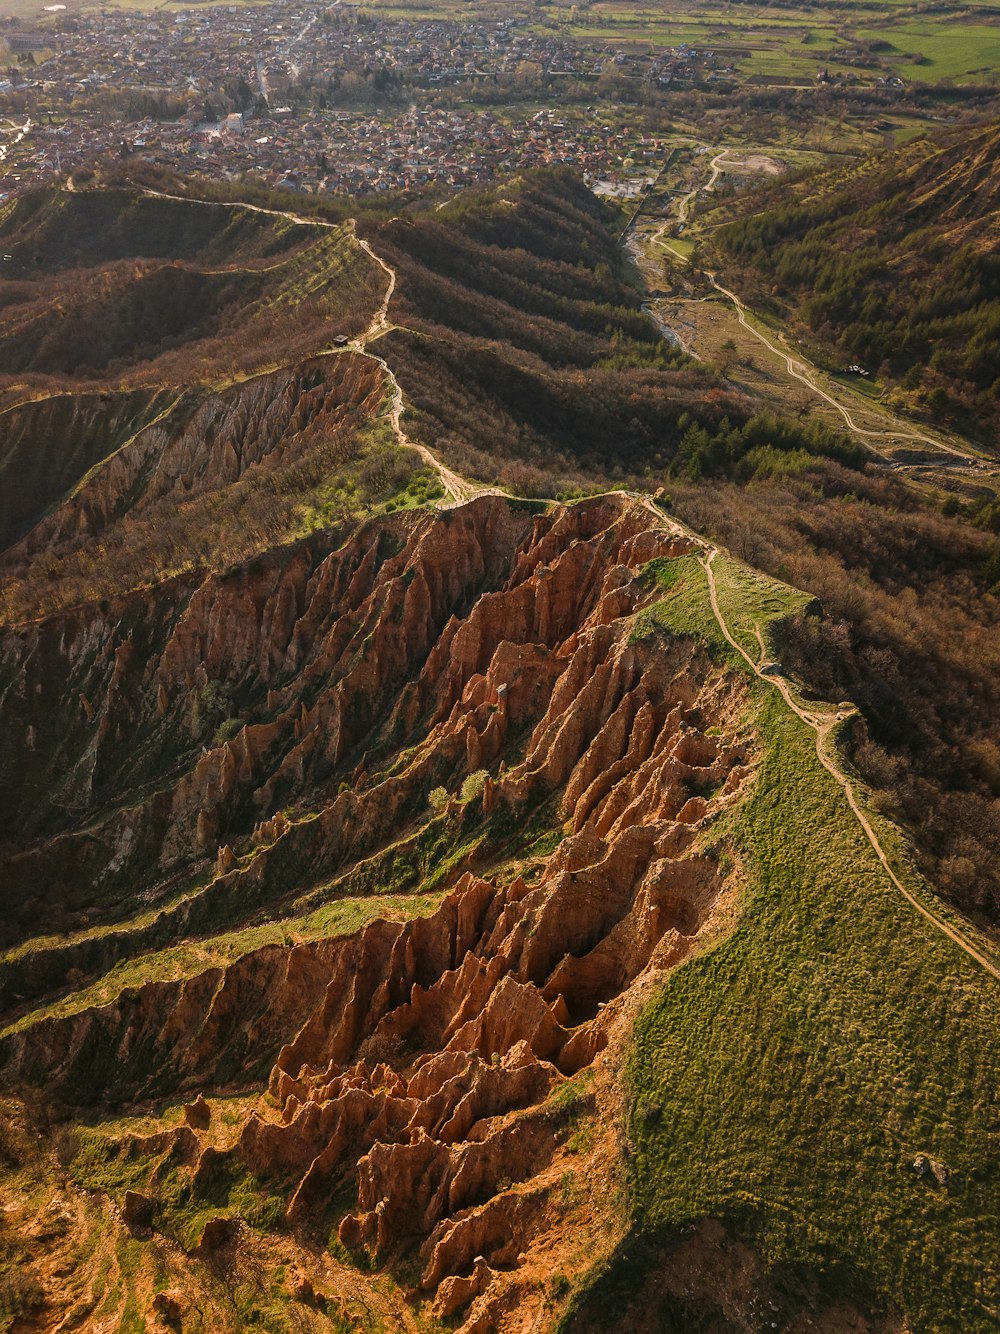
[709,120,1000,441]
[4,501,996,1333]
[563,544,1000,1333]
[670,458,1000,930]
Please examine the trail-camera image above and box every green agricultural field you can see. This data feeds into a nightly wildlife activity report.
[354,0,1000,86]
[856,20,1000,81]
[7,0,998,85]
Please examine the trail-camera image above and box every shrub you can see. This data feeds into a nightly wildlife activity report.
[193,681,235,735]
[460,770,488,804]
[0,1272,44,1319]
[0,1120,26,1169]
[212,716,243,746]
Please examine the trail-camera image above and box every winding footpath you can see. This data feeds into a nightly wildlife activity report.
[31,183,1000,978]
[641,155,990,470]
[350,231,493,505]
[698,541,1000,983]
[135,186,479,503]
[641,486,999,981]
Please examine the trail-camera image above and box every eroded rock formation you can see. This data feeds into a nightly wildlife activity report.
[0,495,755,1330]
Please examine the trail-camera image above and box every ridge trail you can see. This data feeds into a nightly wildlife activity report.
[700,543,1000,982]
[116,186,485,505]
[37,184,999,980]
[349,228,498,505]
[643,494,1000,983]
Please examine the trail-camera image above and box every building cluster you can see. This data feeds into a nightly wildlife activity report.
[0,2,723,198]
[0,103,668,196]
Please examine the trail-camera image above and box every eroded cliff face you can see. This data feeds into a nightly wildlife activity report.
[2,354,383,564]
[0,351,392,626]
[0,385,177,549]
[0,495,755,1332]
[0,497,535,940]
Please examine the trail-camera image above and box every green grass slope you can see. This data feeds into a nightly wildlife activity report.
[565,543,1000,1333]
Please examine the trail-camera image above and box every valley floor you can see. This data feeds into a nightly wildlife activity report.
[625,144,999,493]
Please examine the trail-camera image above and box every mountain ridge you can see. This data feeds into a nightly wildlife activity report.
[0,164,998,1334]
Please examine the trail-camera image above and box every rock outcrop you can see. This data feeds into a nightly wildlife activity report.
[0,495,755,1330]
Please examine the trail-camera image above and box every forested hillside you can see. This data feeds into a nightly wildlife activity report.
[362,170,864,496]
[3,165,998,926]
[710,120,1000,439]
